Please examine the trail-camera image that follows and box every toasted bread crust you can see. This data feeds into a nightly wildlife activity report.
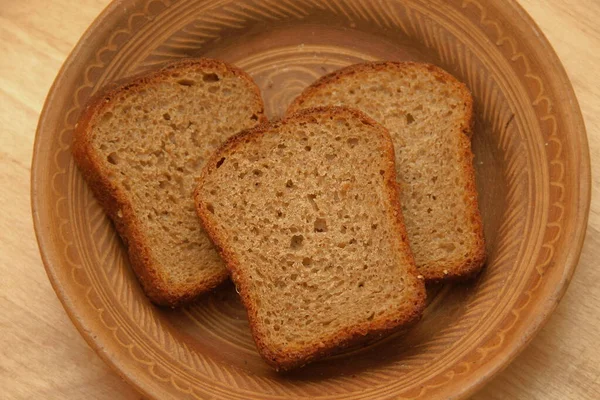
[72,58,267,307]
[194,106,426,370]
[287,62,486,282]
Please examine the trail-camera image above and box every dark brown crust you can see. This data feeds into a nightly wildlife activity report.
[194,106,426,371]
[286,61,486,282]
[71,58,267,307]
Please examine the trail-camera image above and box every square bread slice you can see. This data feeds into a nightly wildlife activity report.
[194,106,426,371]
[72,58,266,306]
[287,62,485,281]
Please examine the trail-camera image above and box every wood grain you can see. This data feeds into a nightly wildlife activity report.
[1,0,598,399]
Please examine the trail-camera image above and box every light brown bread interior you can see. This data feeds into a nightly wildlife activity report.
[287,62,485,281]
[195,107,426,370]
[72,59,266,306]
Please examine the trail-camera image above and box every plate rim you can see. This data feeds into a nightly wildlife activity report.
[31,0,591,398]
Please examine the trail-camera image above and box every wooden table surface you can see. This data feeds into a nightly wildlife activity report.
[1,0,598,399]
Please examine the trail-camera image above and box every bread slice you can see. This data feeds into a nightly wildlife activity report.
[287,62,485,281]
[194,106,426,370]
[72,58,266,306]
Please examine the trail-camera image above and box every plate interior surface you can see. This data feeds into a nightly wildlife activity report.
[32,0,590,399]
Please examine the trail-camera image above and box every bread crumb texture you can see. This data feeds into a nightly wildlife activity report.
[74,59,265,305]
[288,62,485,280]
[196,107,425,369]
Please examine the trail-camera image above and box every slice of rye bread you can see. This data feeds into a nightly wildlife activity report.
[287,62,485,281]
[72,58,267,307]
[194,106,426,371]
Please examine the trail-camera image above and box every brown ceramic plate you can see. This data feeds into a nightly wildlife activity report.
[32,0,590,399]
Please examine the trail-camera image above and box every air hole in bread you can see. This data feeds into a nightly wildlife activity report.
[206,203,215,214]
[163,112,171,120]
[107,152,120,165]
[251,114,259,121]
[177,79,195,86]
[216,157,226,168]
[406,113,415,124]
[440,243,456,252]
[101,112,113,123]
[347,137,359,148]
[314,218,327,233]
[202,73,219,82]
[253,169,263,177]
[302,257,312,267]
[305,145,311,151]
[290,235,304,249]
[285,179,294,188]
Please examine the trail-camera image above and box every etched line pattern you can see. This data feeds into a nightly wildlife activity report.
[463,0,564,315]
[145,0,418,71]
